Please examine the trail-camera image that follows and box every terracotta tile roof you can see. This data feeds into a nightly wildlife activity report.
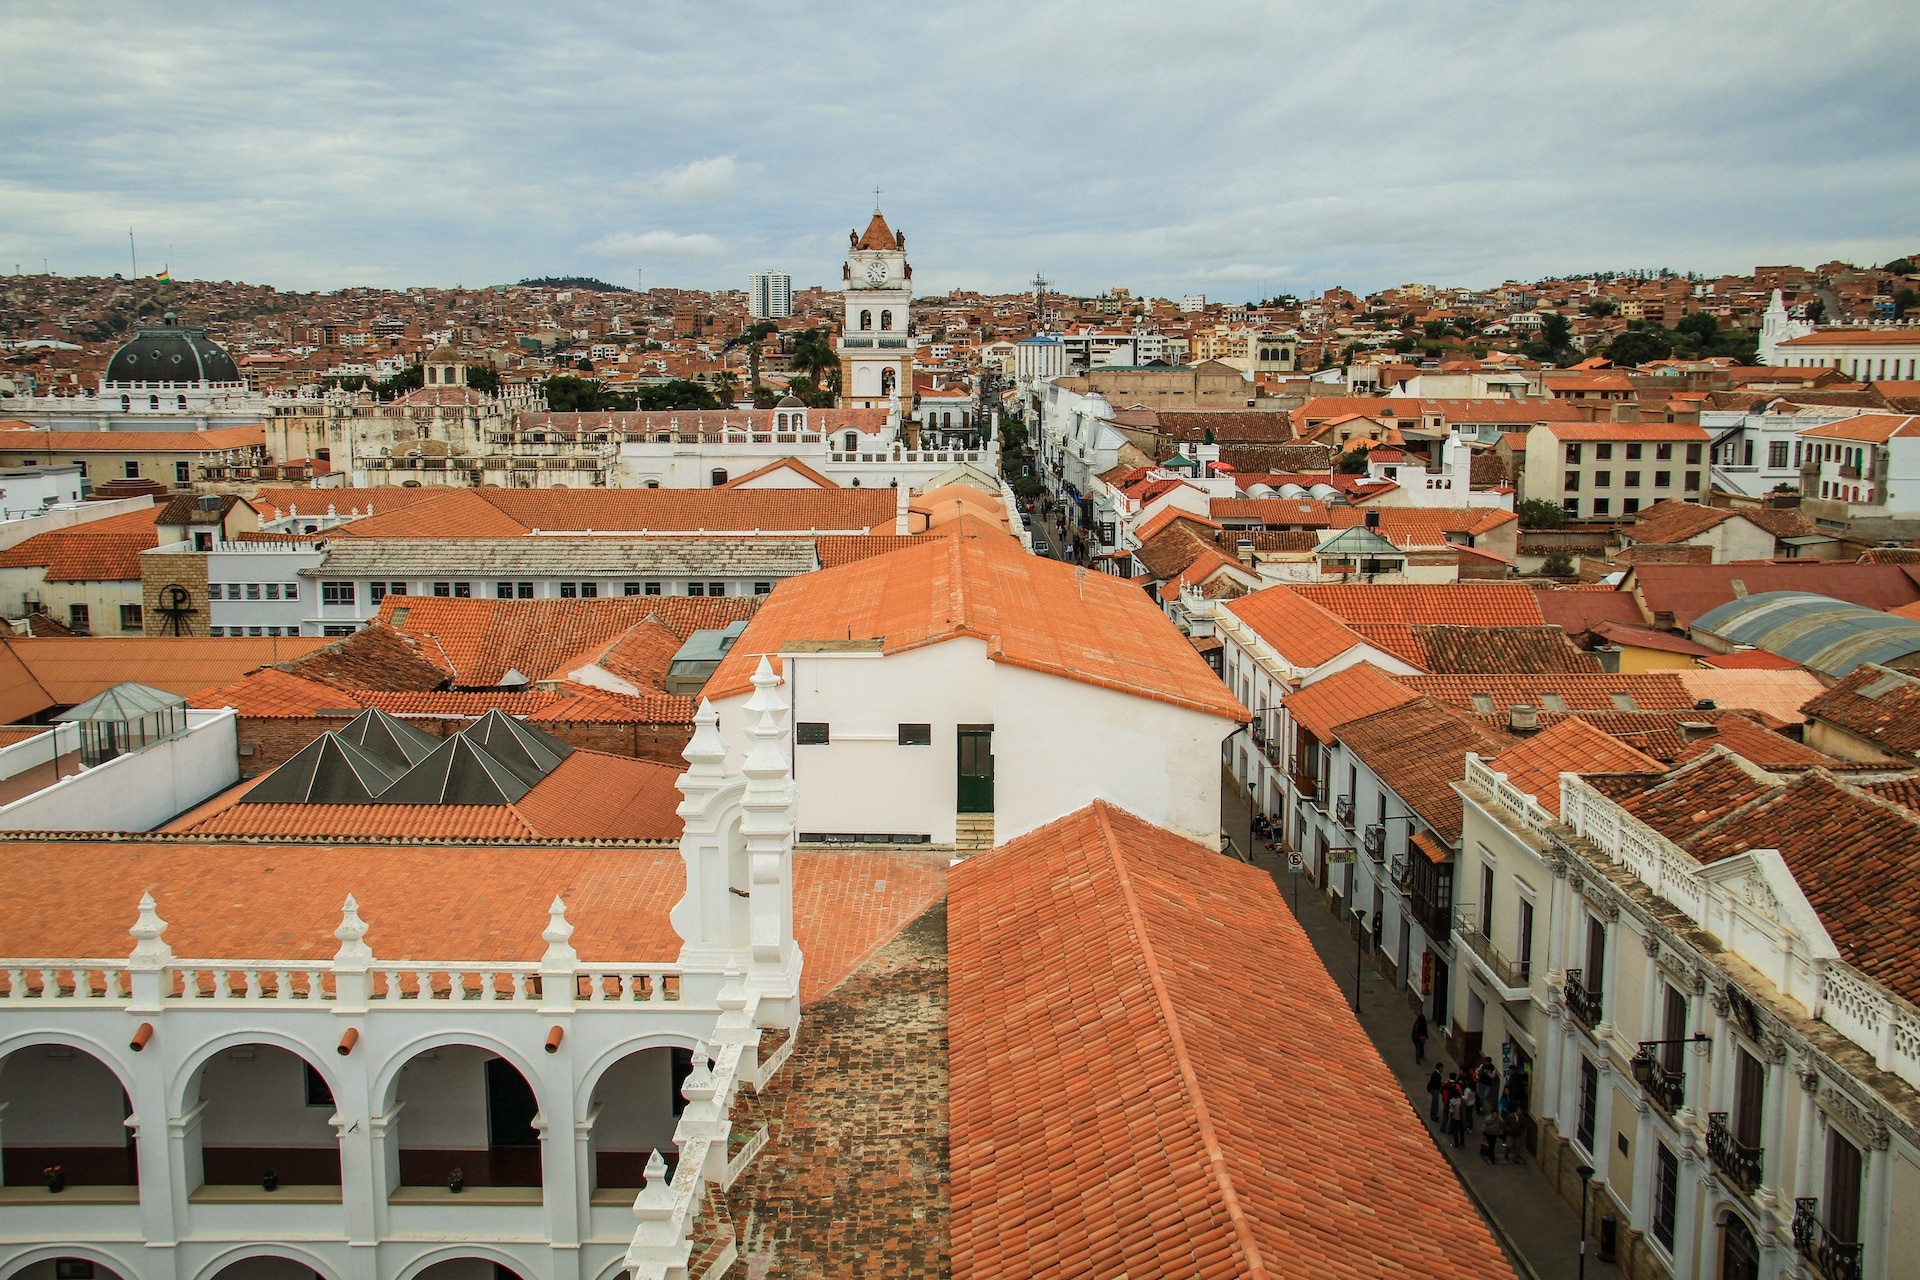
[1740,506,1822,539]
[1334,699,1508,840]
[1292,582,1544,626]
[1796,413,1920,442]
[0,425,266,453]
[1607,752,1777,844]
[1590,620,1718,656]
[1674,768,1920,1004]
[1209,498,1329,527]
[1284,663,1415,740]
[1624,500,1735,545]
[813,533,947,568]
[1800,664,1920,758]
[329,488,544,539]
[1698,649,1804,670]
[1488,719,1669,813]
[1134,518,1225,581]
[948,801,1515,1280]
[1623,563,1920,628]
[480,488,899,535]
[1390,624,1598,674]
[1674,668,1825,722]
[246,485,448,524]
[1135,505,1223,543]
[0,642,55,724]
[9,635,328,704]
[706,519,1245,720]
[1223,586,1370,669]
[377,595,760,692]
[0,507,159,581]
[1541,422,1711,441]
[1398,672,1694,712]
[717,457,840,489]
[177,748,685,841]
[278,622,451,692]
[1324,506,1518,538]
[0,839,941,991]
[189,667,362,717]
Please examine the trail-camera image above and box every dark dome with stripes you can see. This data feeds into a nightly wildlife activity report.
[106,324,241,385]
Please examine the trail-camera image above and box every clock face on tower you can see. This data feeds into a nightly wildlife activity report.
[865,260,888,286]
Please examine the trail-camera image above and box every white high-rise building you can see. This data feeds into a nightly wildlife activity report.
[749,271,793,319]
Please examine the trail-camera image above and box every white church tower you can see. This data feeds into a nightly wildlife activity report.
[838,207,913,409]
[1759,288,1813,366]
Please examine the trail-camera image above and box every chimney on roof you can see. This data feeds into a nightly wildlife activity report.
[1507,704,1539,734]
[1677,720,1717,744]
[1365,509,1381,529]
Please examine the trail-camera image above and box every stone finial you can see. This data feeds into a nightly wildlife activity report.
[681,700,726,772]
[333,894,373,965]
[717,965,747,1013]
[685,1040,714,1093]
[128,892,172,965]
[636,1148,674,1213]
[541,896,578,967]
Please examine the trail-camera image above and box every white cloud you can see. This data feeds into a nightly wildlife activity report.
[650,156,740,203]
[589,230,727,260]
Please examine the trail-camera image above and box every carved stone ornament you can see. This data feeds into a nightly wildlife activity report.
[1761,1032,1790,1065]
[1602,900,1621,924]
[1710,987,1733,1017]
[1818,1083,1892,1151]
[1644,931,1664,957]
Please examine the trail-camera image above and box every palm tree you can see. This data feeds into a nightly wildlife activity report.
[712,370,740,402]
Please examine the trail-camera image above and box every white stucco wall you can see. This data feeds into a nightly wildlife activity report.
[198,1046,336,1149]
[392,1045,493,1151]
[0,709,238,832]
[718,641,993,845]
[0,1045,128,1146]
[991,662,1233,846]
[590,1047,677,1154]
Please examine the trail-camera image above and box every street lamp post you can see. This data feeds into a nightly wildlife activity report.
[1576,1163,1595,1280]
[1352,907,1368,1012]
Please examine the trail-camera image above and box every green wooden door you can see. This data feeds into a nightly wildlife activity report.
[957,725,995,813]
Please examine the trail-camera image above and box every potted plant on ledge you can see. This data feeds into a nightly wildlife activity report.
[447,1167,465,1195]
[261,1168,279,1192]
[42,1165,64,1194]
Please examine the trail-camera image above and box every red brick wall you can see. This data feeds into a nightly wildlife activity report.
[233,715,692,776]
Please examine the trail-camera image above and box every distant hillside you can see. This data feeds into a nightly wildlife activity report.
[516,276,630,292]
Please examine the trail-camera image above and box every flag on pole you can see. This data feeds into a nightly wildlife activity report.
[155,268,171,282]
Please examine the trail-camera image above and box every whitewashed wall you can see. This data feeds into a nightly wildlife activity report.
[0,709,237,832]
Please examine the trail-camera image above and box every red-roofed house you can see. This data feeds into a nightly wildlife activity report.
[1521,420,1711,520]
[704,518,1246,851]
[949,801,1517,1280]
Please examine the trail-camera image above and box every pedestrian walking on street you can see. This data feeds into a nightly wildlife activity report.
[1446,1090,1467,1148]
[1426,1065,1444,1122]
[1411,1011,1429,1063]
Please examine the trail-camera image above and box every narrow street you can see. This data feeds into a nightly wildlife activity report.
[1224,774,1620,1280]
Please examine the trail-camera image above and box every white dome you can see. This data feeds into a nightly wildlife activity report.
[1278,483,1307,498]
[1308,484,1339,501]
[1246,483,1277,499]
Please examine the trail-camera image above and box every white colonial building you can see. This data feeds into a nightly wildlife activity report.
[837,213,913,410]
[1454,737,1920,1280]
[700,523,1245,853]
[0,671,808,1280]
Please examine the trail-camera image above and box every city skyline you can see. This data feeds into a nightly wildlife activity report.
[4,2,1915,298]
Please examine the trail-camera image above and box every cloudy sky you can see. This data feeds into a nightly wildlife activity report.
[4,2,1916,299]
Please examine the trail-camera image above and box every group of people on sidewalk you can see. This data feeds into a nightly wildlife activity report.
[1413,1014,1530,1164]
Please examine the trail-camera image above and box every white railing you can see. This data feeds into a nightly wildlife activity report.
[722,1124,770,1189]
[1562,776,1711,924]
[2,962,131,1001]
[1463,755,1552,836]
[1817,963,1920,1092]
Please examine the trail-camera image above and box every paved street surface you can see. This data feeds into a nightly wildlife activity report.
[1225,775,1620,1280]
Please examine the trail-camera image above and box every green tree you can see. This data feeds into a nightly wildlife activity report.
[543,375,615,412]
[1516,498,1568,530]
[1605,326,1674,367]
[467,365,500,394]
[632,380,721,411]
[711,370,740,401]
[1336,447,1372,474]
[1541,550,1575,577]
[1423,320,1448,339]
[1674,312,1719,346]
[1541,312,1573,352]
[1883,258,1915,276]
[1803,298,1825,324]
[1894,288,1920,320]
[1582,298,1619,318]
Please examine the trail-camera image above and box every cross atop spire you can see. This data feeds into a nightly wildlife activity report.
[873,187,883,212]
